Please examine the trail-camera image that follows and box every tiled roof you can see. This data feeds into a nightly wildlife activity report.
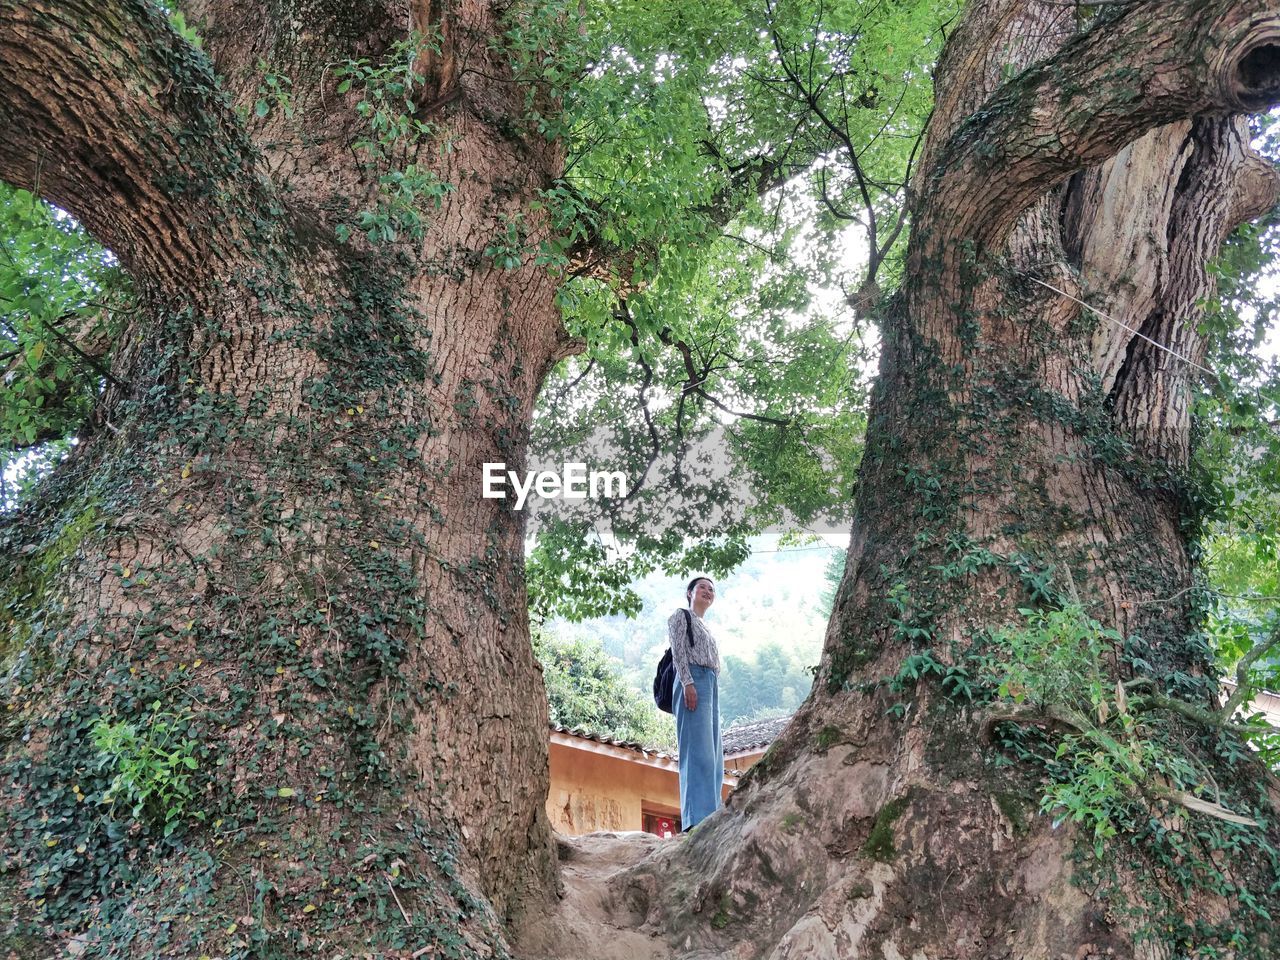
[722,715,792,755]
[549,723,676,761]
[550,714,792,763]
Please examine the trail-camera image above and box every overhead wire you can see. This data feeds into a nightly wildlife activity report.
[1029,276,1217,378]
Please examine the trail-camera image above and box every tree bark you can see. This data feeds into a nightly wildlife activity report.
[522,2,1280,958]
[1,0,572,954]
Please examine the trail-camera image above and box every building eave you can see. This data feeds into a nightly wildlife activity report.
[549,728,740,787]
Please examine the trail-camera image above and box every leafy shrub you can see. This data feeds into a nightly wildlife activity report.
[92,701,203,837]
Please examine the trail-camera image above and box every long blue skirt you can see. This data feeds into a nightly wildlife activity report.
[674,664,722,830]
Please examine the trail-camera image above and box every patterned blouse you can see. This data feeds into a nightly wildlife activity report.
[668,608,720,686]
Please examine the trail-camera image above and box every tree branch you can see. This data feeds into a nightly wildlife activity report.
[688,389,793,427]
[614,303,662,504]
[0,0,271,286]
[1220,622,1280,719]
[1122,681,1237,730]
[563,144,803,287]
[920,0,1280,254]
[763,0,882,271]
[658,327,793,427]
[696,143,799,227]
[0,308,124,390]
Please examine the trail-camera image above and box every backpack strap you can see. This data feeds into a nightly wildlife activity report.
[682,608,695,646]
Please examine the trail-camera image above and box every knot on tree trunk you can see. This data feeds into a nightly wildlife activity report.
[1215,18,1280,111]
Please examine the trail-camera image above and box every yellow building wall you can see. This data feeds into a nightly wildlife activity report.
[725,748,764,774]
[546,740,681,835]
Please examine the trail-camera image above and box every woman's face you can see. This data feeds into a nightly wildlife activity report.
[690,579,716,608]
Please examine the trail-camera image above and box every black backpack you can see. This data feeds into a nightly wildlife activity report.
[653,608,694,714]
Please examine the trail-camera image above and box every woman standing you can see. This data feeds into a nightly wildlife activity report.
[669,576,722,830]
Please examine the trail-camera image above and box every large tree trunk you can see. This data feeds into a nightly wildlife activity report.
[520,3,1280,959]
[1,1,570,954]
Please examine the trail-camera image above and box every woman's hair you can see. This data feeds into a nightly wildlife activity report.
[686,576,713,603]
